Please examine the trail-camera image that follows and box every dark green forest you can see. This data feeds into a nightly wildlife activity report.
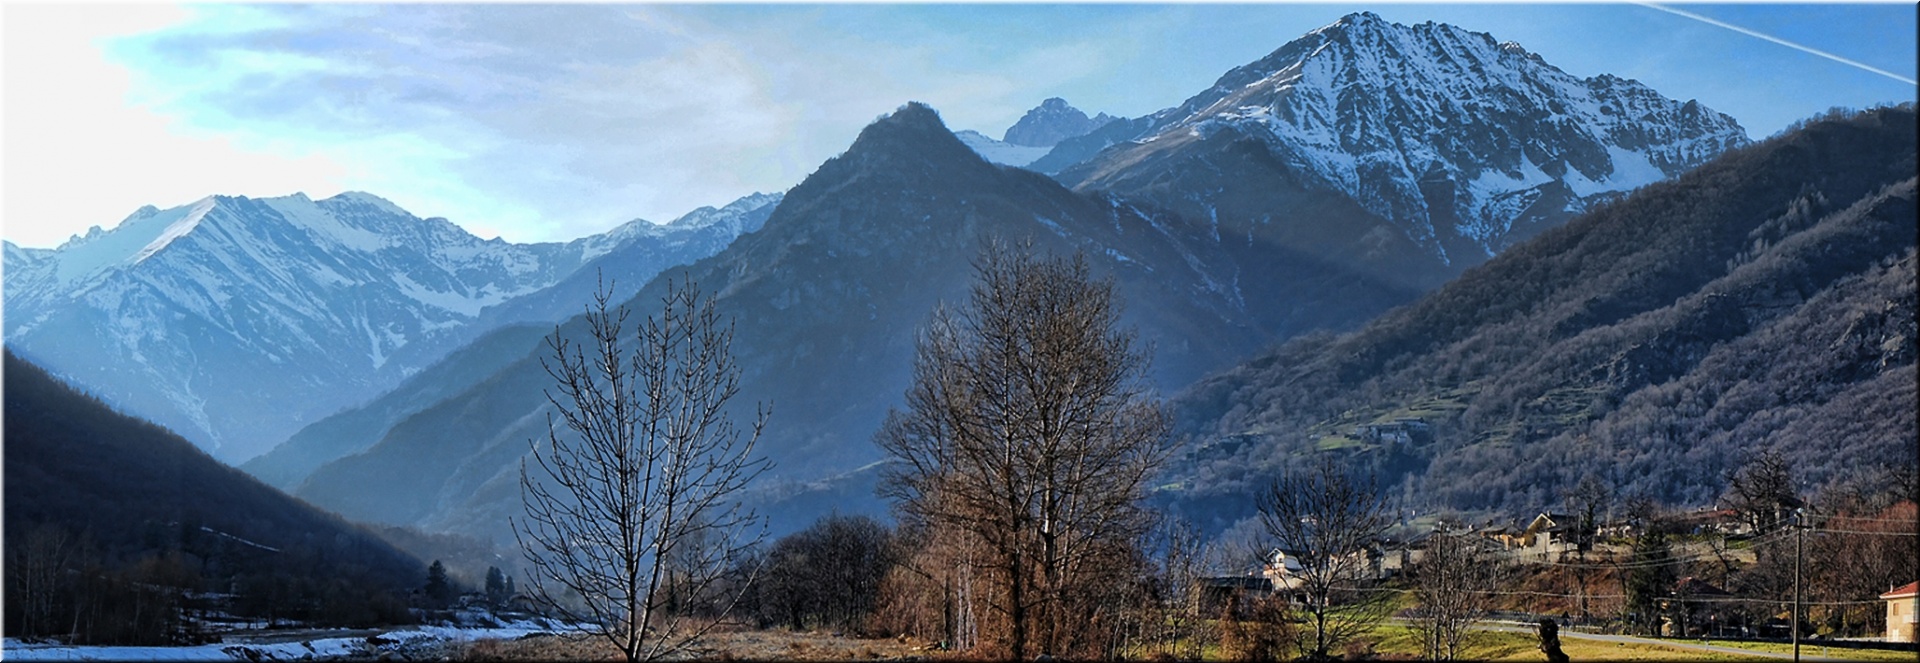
[3,350,423,643]
[1165,105,1919,530]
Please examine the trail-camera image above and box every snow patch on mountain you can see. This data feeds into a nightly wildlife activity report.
[1065,11,1750,262]
[1220,13,1747,255]
[132,197,218,264]
[954,130,1053,167]
[51,201,204,288]
[267,193,393,253]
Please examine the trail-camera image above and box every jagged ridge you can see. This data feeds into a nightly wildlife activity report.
[1056,11,1749,272]
[4,190,778,462]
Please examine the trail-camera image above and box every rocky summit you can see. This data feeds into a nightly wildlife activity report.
[1002,97,1119,148]
[1055,12,1749,285]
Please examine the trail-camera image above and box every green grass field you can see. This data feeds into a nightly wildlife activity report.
[1680,638,1918,661]
[1360,623,1916,661]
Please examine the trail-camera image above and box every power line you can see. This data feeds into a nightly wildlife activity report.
[1336,586,1889,606]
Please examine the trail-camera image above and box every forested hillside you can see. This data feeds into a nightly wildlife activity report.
[1166,105,1918,530]
[4,350,422,641]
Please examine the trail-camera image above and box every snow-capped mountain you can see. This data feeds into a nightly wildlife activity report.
[1054,12,1750,278]
[3,190,778,462]
[953,98,1122,167]
[404,191,783,352]
[1003,97,1119,147]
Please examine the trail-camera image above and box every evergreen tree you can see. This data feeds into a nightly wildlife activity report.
[485,566,508,607]
[1622,530,1675,636]
[425,560,455,607]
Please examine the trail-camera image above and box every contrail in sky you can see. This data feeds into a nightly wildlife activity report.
[1637,2,1917,86]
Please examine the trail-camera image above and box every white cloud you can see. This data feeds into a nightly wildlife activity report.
[3,4,352,248]
[4,4,1173,247]
[12,4,1903,251]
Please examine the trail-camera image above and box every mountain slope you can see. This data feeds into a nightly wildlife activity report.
[458,192,780,329]
[4,191,772,462]
[1164,106,1917,530]
[370,193,782,381]
[238,322,553,490]
[287,103,1399,543]
[1053,12,1748,291]
[3,350,422,592]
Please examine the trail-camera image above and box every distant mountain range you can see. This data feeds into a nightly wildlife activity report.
[282,102,1288,540]
[1164,106,1917,533]
[955,98,1120,168]
[2,12,1791,548]
[277,35,1759,544]
[4,191,778,462]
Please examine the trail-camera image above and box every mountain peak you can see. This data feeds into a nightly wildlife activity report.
[875,101,946,131]
[1335,11,1386,28]
[1060,11,1751,277]
[834,102,983,172]
[322,191,413,217]
[1003,97,1114,147]
[1305,11,1390,40]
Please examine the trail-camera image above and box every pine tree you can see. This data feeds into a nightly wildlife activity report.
[485,566,508,607]
[1622,530,1675,636]
[425,560,455,607]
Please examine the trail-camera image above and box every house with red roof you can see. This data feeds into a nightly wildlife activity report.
[1882,581,1918,643]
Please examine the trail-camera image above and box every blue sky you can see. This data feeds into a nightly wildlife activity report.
[4,3,1914,248]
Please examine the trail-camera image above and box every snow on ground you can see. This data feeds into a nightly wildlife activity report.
[2,617,588,661]
[3,637,366,661]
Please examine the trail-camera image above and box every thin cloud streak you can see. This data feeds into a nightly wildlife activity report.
[1636,2,1916,86]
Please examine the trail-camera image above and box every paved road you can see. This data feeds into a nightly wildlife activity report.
[1482,621,1862,661]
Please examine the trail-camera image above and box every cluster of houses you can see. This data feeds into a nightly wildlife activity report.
[1197,508,1916,644]
[1349,418,1433,447]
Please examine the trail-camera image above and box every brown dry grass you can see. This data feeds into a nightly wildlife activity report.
[450,627,937,661]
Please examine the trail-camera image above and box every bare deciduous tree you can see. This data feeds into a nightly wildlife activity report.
[758,514,897,631]
[1138,515,1215,660]
[5,523,79,639]
[878,243,1170,659]
[1724,449,1801,535]
[870,516,985,650]
[515,277,770,662]
[1257,457,1394,661]
[1409,531,1504,660]
[1562,473,1611,619]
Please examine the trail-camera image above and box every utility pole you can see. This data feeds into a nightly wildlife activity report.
[1791,508,1803,663]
